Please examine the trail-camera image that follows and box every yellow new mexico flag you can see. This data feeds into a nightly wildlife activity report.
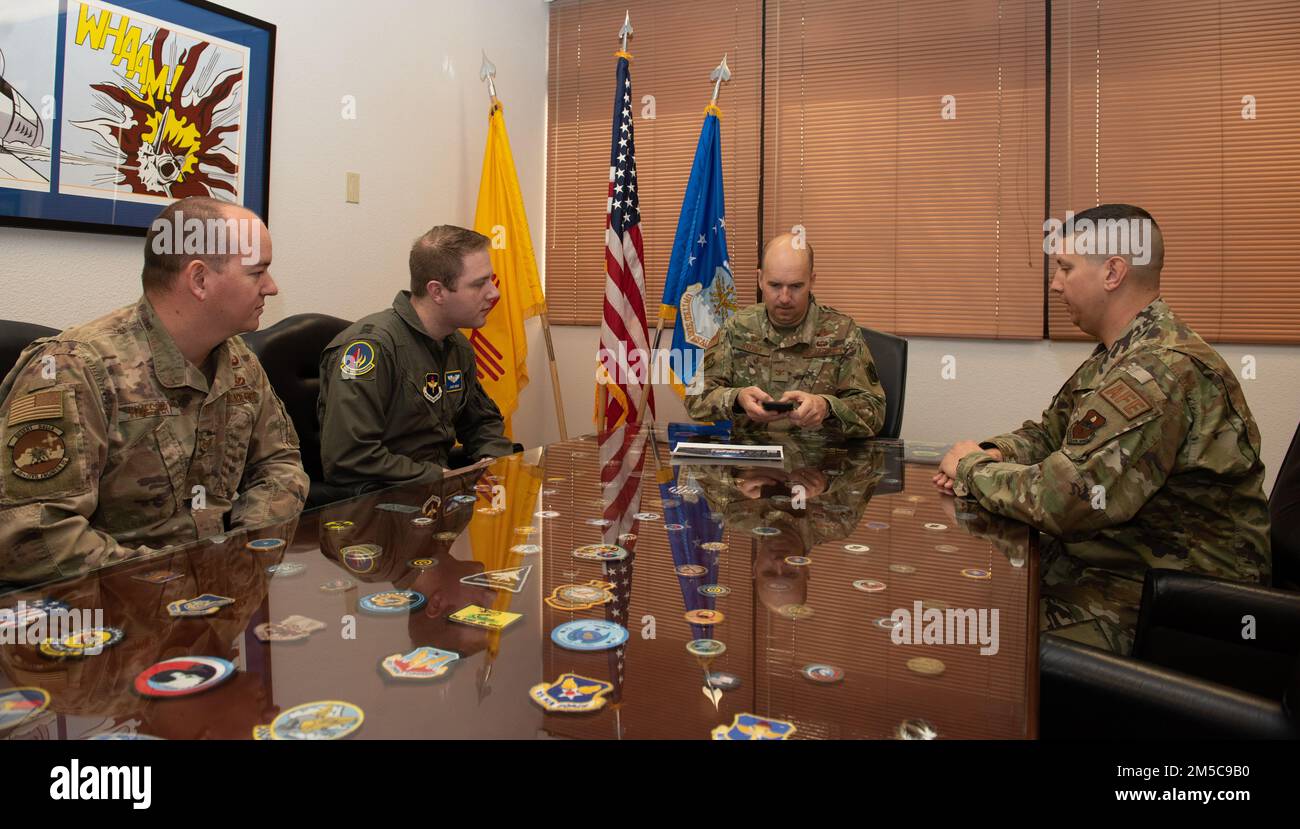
[465,100,547,438]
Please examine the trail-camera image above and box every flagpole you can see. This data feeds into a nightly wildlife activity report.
[482,52,569,442]
[635,316,665,425]
[539,313,569,441]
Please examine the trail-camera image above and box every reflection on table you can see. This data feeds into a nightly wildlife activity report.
[0,424,1037,740]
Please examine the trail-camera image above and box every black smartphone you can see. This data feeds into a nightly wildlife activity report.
[761,400,795,412]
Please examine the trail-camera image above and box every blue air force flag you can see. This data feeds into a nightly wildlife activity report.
[660,106,738,396]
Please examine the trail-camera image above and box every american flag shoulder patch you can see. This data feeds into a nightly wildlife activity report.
[5,390,64,427]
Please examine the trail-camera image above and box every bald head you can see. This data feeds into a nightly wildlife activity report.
[760,232,817,327]
[762,232,815,276]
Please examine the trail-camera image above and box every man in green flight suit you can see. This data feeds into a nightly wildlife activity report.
[318,226,515,493]
[934,204,1271,654]
[686,232,886,437]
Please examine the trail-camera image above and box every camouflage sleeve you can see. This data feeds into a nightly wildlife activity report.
[0,342,146,583]
[953,374,1184,540]
[685,318,741,422]
[983,379,1075,464]
[455,365,514,461]
[228,361,309,530]
[822,329,885,437]
[318,339,444,487]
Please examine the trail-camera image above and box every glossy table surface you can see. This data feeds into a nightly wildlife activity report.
[1,426,1038,740]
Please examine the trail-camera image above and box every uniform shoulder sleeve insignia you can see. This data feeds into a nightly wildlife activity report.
[7,423,71,481]
[1066,408,1108,445]
[339,340,378,378]
[5,390,64,427]
[1099,377,1153,420]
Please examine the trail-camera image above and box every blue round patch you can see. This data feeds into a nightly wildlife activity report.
[340,340,376,377]
[550,620,629,651]
[359,590,427,614]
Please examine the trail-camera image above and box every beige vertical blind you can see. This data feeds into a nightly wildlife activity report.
[1049,0,1300,343]
[761,0,1046,338]
[546,0,763,325]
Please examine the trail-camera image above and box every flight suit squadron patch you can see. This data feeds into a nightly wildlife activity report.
[340,341,377,378]
[445,370,464,393]
[1067,409,1108,445]
[8,424,70,481]
[423,372,443,404]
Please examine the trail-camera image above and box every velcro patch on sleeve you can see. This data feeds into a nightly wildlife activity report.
[1099,378,1152,420]
[1123,363,1155,385]
[5,390,64,426]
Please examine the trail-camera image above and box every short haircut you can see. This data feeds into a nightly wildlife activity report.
[409,225,491,295]
[1069,203,1164,274]
[761,234,815,275]
[141,196,251,293]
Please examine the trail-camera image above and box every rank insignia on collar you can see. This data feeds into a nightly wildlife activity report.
[445,370,464,393]
[381,646,460,680]
[1066,408,1107,445]
[711,713,797,740]
[423,372,443,404]
[529,673,614,712]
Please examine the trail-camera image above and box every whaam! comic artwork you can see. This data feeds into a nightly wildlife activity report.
[0,1,58,192]
[58,0,250,205]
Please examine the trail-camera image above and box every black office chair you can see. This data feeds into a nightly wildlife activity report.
[1270,420,1300,591]
[1040,570,1300,739]
[859,326,907,439]
[1,320,59,380]
[241,313,351,505]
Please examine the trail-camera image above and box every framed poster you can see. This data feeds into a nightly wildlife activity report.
[0,0,274,236]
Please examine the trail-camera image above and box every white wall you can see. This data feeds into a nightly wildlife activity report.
[4,0,1297,493]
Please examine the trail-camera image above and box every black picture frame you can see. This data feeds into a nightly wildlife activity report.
[0,0,275,237]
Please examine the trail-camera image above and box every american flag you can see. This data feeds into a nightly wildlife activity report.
[598,50,654,427]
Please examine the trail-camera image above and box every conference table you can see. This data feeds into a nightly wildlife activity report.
[0,425,1038,740]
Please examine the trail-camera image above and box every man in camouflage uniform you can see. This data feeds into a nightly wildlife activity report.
[318,225,514,493]
[935,204,1271,654]
[686,232,886,437]
[0,197,309,585]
